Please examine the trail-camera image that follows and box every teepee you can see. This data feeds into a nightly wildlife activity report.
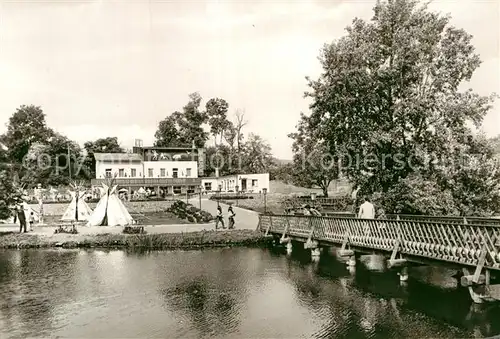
[86,175,133,226]
[61,182,93,222]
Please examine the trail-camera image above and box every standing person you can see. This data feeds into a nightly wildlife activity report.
[17,205,27,233]
[228,206,236,229]
[358,196,375,236]
[358,196,375,219]
[215,206,225,230]
[29,212,35,231]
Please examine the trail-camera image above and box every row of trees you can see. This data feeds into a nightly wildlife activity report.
[287,0,500,215]
[0,95,276,218]
[153,93,274,176]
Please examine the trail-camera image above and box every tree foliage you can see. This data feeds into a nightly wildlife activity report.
[240,133,274,174]
[206,98,230,146]
[154,92,209,148]
[0,168,21,220]
[304,0,498,215]
[0,105,54,171]
[289,113,339,197]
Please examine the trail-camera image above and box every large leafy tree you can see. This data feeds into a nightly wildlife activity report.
[154,92,209,148]
[305,0,497,214]
[0,169,21,220]
[240,133,274,174]
[83,137,124,178]
[154,115,182,147]
[22,134,84,186]
[0,105,54,171]
[206,98,230,146]
[289,113,339,197]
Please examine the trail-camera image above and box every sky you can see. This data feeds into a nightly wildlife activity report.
[0,0,498,159]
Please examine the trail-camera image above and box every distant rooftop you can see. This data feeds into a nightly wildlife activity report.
[94,153,143,162]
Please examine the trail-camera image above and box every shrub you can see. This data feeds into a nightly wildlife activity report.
[123,226,146,234]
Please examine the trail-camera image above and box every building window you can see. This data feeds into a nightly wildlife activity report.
[204,182,212,191]
[173,168,178,178]
[188,186,195,194]
[186,168,191,177]
[105,169,112,178]
[118,169,125,177]
[131,169,136,177]
[160,168,166,177]
[148,168,153,177]
[252,179,258,187]
[173,186,182,194]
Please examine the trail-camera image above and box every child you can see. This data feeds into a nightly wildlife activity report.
[29,212,35,231]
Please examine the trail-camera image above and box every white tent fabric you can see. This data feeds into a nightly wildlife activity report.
[22,202,40,222]
[86,184,133,226]
[0,203,38,225]
[61,190,93,222]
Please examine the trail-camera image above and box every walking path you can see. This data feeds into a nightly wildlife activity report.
[0,223,216,236]
[188,197,260,230]
[0,197,261,236]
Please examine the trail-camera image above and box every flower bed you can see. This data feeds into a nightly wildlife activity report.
[167,200,215,223]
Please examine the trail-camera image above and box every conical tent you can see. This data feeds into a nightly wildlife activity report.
[86,183,133,226]
[61,185,93,222]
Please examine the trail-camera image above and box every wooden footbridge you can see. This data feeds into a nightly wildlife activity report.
[258,213,500,303]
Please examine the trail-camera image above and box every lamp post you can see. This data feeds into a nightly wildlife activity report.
[218,184,222,207]
[198,185,202,210]
[263,188,267,214]
[235,185,239,206]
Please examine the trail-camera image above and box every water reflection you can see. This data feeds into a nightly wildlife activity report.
[0,248,499,338]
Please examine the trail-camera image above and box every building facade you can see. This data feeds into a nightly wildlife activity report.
[201,173,269,193]
[91,144,205,197]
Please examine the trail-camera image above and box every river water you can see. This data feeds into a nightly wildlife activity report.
[1,247,499,338]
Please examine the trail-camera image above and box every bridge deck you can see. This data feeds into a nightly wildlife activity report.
[258,214,500,271]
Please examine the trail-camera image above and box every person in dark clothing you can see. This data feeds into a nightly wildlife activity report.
[215,206,225,230]
[228,206,236,229]
[17,205,27,233]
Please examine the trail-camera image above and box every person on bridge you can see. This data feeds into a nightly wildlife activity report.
[215,206,225,230]
[358,196,375,219]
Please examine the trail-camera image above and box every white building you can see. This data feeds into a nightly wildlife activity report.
[91,140,270,196]
[201,173,269,193]
[91,143,204,196]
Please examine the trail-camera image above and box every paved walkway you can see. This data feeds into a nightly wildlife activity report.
[0,197,260,235]
[187,196,260,230]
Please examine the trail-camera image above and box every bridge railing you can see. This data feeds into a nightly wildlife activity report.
[259,214,500,270]
[321,212,500,225]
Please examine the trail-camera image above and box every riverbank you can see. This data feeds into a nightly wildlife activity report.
[0,229,270,250]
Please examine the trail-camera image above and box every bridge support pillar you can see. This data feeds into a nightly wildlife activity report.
[462,268,500,304]
[304,240,321,261]
[398,266,409,282]
[286,241,293,254]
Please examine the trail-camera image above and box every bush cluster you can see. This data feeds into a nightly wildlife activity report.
[167,200,214,223]
[123,226,146,234]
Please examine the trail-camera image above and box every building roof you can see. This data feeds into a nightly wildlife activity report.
[94,153,143,162]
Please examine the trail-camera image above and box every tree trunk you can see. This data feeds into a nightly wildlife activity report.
[322,186,328,197]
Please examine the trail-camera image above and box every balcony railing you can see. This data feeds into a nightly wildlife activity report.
[91,177,201,186]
